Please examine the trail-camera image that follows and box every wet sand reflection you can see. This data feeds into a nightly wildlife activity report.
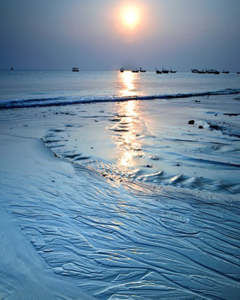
[109,101,146,173]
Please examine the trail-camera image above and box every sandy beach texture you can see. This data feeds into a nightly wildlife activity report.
[0,94,240,299]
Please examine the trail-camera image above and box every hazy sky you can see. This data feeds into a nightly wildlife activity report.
[0,0,240,71]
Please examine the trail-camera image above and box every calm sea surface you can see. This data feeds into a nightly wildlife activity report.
[0,70,240,108]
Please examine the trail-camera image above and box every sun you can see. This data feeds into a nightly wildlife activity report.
[116,3,145,34]
[125,10,137,26]
[122,8,139,30]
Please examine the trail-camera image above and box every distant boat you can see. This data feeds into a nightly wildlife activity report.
[206,69,219,74]
[162,67,169,74]
[197,69,206,74]
[120,68,124,72]
[140,67,146,73]
[132,69,139,73]
[191,69,199,73]
[170,68,177,73]
[72,67,79,72]
[237,72,240,74]
[155,68,162,74]
[222,70,229,74]
[10,67,14,71]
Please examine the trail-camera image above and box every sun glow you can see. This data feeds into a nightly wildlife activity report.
[124,10,138,28]
[122,7,139,30]
[114,2,154,37]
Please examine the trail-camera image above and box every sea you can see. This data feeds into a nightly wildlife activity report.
[0,69,240,108]
[1,70,240,299]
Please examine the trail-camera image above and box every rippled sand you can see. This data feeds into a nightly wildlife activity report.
[0,94,240,299]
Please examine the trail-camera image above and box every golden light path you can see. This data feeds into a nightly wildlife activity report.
[110,72,145,172]
[117,101,138,168]
[119,71,136,97]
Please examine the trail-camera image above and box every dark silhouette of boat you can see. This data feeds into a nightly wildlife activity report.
[140,67,146,72]
[72,67,79,72]
[155,68,162,74]
[162,67,169,74]
[191,68,220,74]
[191,69,207,74]
[237,72,240,74]
[120,68,124,72]
[206,69,219,74]
[132,69,139,73]
[11,67,14,70]
[222,70,229,74]
[197,69,206,74]
[170,68,177,73]
[191,69,199,73]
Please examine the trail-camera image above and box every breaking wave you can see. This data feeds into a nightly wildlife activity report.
[0,88,240,109]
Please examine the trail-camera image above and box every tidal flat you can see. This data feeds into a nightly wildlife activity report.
[0,94,240,299]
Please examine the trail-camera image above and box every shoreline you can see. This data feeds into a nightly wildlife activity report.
[1,87,240,110]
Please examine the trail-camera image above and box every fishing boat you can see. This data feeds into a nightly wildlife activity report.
[132,69,139,73]
[162,67,169,74]
[155,68,162,74]
[197,69,206,74]
[72,67,79,72]
[222,70,229,74]
[191,69,199,73]
[206,69,219,74]
[120,68,124,72]
[140,67,146,72]
[170,68,177,73]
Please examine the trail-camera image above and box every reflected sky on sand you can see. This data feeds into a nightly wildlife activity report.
[112,72,153,174]
[111,100,145,172]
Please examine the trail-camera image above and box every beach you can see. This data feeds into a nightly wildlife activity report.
[1,0,240,297]
[0,71,240,299]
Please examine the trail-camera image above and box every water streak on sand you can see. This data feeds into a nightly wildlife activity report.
[41,96,240,195]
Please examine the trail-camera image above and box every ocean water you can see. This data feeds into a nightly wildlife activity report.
[1,70,240,299]
[0,69,240,107]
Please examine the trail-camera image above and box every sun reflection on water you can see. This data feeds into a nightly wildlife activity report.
[118,71,137,97]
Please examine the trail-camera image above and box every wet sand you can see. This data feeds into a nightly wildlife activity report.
[0,94,240,299]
